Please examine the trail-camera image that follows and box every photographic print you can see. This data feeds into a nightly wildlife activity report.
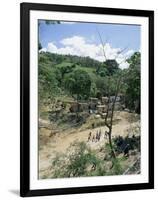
[38,21,141,179]
[20,3,154,197]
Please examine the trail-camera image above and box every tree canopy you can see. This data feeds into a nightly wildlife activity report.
[64,69,91,100]
[124,52,140,113]
[38,51,141,113]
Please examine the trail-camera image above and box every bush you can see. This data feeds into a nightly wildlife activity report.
[51,141,105,178]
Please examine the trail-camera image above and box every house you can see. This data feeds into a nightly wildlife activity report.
[101,96,109,104]
[97,105,106,114]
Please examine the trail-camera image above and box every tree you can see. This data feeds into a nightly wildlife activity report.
[104,59,119,76]
[104,76,122,158]
[60,65,76,79]
[95,77,108,96]
[96,60,119,77]
[125,52,140,113]
[64,69,91,100]
[38,64,60,104]
[97,63,108,77]
[38,42,42,50]
[96,29,124,159]
[90,82,98,97]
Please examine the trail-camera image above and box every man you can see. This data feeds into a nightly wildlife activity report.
[104,131,108,139]
[96,130,99,142]
[92,134,95,142]
[92,123,95,129]
[98,129,101,141]
[87,132,92,142]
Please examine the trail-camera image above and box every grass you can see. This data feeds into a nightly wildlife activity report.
[42,140,136,179]
[49,141,107,178]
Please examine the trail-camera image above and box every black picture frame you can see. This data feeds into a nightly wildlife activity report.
[20,2,154,197]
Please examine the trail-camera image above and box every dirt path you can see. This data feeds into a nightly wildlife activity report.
[39,111,140,178]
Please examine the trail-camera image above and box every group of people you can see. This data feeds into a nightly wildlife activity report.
[87,130,132,157]
[87,130,109,143]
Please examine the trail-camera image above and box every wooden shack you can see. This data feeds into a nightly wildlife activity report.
[101,96,109,104]
[97,105,106,114]
[78,103,89,112]
[90,97,98,103]
[89,97,98,110]
[69,101,89,112]
[69,101,79,112]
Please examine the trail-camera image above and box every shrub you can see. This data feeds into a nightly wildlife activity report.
[51,141,105,178]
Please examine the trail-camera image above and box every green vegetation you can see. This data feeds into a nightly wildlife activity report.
[64,69,91,100]
[39,51,141,179]
[124,52,141,113]
[38,51,140,112]
[41,138,140,179]
[51,142,105,178]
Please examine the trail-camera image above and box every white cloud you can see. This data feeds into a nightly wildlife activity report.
[39,48,47,53]
[119,62,129,69]
[61,36,85,46]
[47,42,58,52]
[125,49,134,56]
[115,50,134,69]
[41,35,135,69]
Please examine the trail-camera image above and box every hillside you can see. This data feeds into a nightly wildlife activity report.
[38,52,101,97]
[38,51,141,179]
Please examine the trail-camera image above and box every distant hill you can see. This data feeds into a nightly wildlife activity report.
[39,51,102,69]
[38,52,121,104]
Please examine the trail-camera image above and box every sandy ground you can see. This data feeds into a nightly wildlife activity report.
[39,111,140,178]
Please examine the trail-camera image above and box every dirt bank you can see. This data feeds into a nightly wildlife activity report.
[39,111,140,178]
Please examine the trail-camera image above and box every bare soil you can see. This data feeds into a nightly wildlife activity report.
[39,111,140,179]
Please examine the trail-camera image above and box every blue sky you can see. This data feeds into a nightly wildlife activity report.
[39,20,140,68]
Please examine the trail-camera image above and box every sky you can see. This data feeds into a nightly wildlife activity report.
[39,20,140,69]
